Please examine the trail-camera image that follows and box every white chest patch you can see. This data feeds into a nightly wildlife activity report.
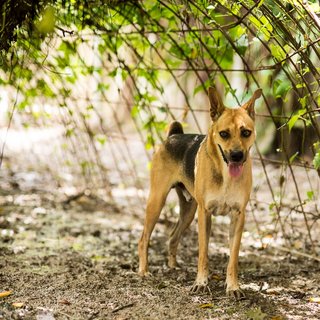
[206,200,241,216]
[204,184,247,216]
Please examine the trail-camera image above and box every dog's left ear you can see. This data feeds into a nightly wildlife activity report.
[242,89,262,119]
[208,87,225,121]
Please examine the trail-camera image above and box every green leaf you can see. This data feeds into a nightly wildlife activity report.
[95,134,107,146]
[287,109,306,132]
[36,6,56,34]
[249,15,272,41]
[193,84,205,96]
[131,105,139,118]
[273,79,291,99]
[145,134,155,150]
[307,191,314,201]
[193,79,211,96]
[313,151,320,169]
[80,161,90,172]
[289,152,299,164]
[66,128,74,137]
[270,44,290,61]
[97,83,110,92]
[299,96,308,108]
[287,114,300,132]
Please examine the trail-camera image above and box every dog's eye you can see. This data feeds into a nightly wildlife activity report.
[219,131,230,139]
[241,129,251,138]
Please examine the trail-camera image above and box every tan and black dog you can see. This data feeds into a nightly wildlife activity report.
[138,87,262,299]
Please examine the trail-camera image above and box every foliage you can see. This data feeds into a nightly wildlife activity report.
[0,0,45,51]
[1,1,319,152]
[0,1,319,192]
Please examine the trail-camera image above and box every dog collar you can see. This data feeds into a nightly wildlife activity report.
[218,144,228,165]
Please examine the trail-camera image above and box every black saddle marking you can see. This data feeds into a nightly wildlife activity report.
[165,134,206,181]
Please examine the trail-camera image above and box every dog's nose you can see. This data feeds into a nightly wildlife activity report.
[230,150,244,163]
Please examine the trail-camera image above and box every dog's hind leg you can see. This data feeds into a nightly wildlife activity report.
[168,186,197,268]
[138,171,172,276]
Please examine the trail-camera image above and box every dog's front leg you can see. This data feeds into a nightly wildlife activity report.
[191,205,212,294]
[226,208,245,299]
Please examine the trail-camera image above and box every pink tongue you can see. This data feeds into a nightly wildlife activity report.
[228,163,243,178]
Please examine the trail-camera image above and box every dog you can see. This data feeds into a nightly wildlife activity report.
[138,87,262,299]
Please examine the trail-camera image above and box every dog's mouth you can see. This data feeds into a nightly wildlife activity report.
[218,144,246,178]
[228,162,243,178]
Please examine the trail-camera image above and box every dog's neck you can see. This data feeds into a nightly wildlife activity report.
[205,126,224,168]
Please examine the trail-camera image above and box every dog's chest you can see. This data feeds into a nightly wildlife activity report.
[204,184,245,216]
[206,200,240,216]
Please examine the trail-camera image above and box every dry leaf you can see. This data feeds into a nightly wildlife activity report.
[309,297,320,303]
[12,302,24,308]
[265,288,282,295]
[211,274,223,281]
[293,240,303,250]
[0,291,12,298]
[199,303,214,309]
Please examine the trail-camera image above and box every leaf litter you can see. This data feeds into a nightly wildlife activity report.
[1,167,320,319]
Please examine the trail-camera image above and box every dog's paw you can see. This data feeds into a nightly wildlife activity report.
[226,288,245,300]
[138,270,152,277]
[167,256,179,269]
[168,258,182,270]
[190,281,211,295]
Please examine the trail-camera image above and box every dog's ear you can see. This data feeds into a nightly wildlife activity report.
[242,89,262,119]
[208,87,225,121]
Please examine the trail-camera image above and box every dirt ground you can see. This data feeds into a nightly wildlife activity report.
[1,166,320,320]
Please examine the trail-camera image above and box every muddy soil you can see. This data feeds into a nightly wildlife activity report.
[1,169,320,320]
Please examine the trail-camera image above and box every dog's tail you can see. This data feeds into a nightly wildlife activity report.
[167,121,184,137]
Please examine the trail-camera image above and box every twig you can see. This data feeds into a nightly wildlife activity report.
[251,156,315,170]
[112,302,134,313]
[56,311,73,319]
[62,191,85,205]
[272,245,320,262]
[56,26,74,36]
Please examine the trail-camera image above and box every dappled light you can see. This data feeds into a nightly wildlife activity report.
[0,0,320,319]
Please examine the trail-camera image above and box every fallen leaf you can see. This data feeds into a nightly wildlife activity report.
[309,297,320,303]
[265,288,282,295]
[0,290,12,298]
[157,281,170,289]
[293,240,303,250]
[271,316,284,320]
[199,303,214,309]
[211,274,223,281]
[12,302,24,308]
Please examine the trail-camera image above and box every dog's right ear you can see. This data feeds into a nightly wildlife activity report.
[208,87,225,121]
[242,89,262,119]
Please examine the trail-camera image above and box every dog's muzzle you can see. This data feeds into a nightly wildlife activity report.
[218,145,246,178]
[230,150,244,163]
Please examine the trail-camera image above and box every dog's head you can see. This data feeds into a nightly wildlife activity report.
[208,87,262,178]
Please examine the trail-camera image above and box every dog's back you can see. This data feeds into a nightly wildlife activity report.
[165,122,205,182]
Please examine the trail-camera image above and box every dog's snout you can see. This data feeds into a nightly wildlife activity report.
[230,150,244,163]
